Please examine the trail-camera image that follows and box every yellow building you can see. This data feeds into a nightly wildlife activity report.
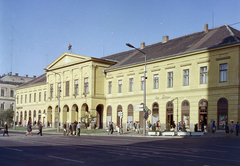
[15,24,240,132]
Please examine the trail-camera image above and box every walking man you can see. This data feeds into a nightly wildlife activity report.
[236,122,239,136]
[110,122,114,134]
[26,122,33,136]
[3,122,9,137]
[37,122,43,136]
[230,121,234,136]
[77,122,81,136]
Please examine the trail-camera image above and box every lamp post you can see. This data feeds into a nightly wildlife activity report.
[171,97,178,131]
[45,69,61,132]
[13,93,16,129]
[126,43,147,136]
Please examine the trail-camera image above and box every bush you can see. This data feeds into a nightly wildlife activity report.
[0,108,14,127]
[182,123,186,132]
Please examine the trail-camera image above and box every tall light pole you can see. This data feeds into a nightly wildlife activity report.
[171,97,178,131]
[13,93,16,129]
[45,69,61,132]
[126,43,147,136]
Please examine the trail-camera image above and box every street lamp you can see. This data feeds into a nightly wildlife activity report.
[171,97,178,131]
[44,69,61,132]
[126,43,147,136]
[14,93,16,129]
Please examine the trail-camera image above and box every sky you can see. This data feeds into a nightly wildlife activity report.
[1,0,240,78]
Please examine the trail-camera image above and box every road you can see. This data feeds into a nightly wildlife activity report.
[0,130,240,166]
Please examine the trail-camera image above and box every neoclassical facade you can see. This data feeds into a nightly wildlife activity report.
[15,24,240,132]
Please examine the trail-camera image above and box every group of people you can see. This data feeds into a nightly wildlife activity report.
[64,121,82,136]
[25,121,43,136]
[225,121,239,136]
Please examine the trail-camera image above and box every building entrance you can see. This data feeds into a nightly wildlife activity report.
[199,99,208,130]
[96,104,103,129]
[166,101,174,129]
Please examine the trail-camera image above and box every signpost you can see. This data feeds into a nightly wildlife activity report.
[134,105,143,111]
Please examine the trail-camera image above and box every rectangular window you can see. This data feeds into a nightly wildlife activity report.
[44,91,46,101]
[129,78,133,92]
[17,96,19,104]
[66,81,69,96]
[1,88,4,96]
[39,92,41,102]
[58,83,61,97]
[168,72,173,88]
[200,67,207,84]
[21,95,23,104]
[74,80,78,95]
[1,103,4,109]
[50,84,53,98]
[84,78,89,94]
[220,64,228,82]
[118,80,122,93]
[25,94,27,103]
[29,94,31,103]
[183,69,189,86]
[141,76,145,90]
[153,74,159,89]
[10,90,14,97]
[108,81,112,94]
[34,93,36,102]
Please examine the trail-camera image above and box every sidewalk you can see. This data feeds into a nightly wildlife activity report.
[9,128,239,138]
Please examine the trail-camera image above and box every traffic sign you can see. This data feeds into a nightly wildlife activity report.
[135,108,144,111]
[144,113,149,119]
[147,109,151,115]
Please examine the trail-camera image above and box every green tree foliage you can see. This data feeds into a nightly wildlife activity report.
[0,108,14,127]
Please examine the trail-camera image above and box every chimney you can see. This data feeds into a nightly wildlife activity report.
[26,74,28,78]
[204,24,208,33]
[33,75,36,78]
[15,73,18,76]
[140,42,145,49]
[162,36,169,43]
[8,72,12,76]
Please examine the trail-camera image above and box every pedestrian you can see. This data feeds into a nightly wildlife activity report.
[179,122,182,131]
[77,122,81,136]
[67,123,72,136]
[212,121,216,133]
[47,121,50,128]
[110,122,114,134]
[172,121,176,131]
[72,122,76,136]
[37,122,43,136]
[230,121,234,136]
[108,122,111,135]
[201,122,204,132]
[3,122,9,137]
[225,122,229,136]
[26,122,33,136]
[236,122,239,136]
[63,122,67,136]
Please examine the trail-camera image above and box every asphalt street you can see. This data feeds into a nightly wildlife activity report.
[0,130,240,166]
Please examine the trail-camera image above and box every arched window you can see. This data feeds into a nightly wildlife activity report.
[128,104,133,127]
[117,105,122,126]
[181,100,190,128]
[106,106,112,127]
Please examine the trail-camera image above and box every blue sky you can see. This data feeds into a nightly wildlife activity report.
[1,0,240,77]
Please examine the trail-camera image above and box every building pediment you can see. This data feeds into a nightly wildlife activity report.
[45,52,92,70]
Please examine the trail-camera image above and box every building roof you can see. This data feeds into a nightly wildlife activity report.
[18,73,46,88]
[102,25,240,70]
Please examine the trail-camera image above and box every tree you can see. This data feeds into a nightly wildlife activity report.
[0,108,14,127]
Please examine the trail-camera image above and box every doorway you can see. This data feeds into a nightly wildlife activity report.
[96,104,103,129]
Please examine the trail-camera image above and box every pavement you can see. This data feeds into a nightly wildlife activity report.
[8,127,239,139]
